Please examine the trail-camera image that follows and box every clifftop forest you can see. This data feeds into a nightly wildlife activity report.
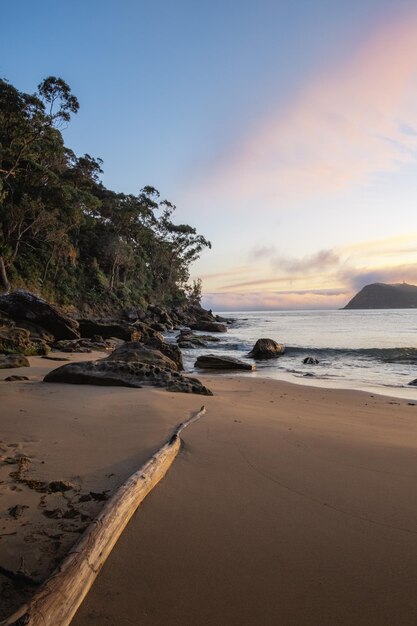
[0,76,211,316]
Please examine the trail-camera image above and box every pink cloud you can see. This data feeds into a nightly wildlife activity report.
[196,11,417,206]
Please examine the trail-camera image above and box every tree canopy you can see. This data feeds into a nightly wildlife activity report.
[0,76,210,313]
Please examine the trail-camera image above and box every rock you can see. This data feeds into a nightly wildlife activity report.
[0,354,30,369]
[48,480,75,492]
[215,314,235,324]
[144,335,183,370]
[77,319,140,342]
[195,355,255,371]
[303,357,319,365]
[0,325,49,356]
[177,331,222,350]
[41,356,71,362]
[408,379,417,386]
[14,321,55,343]
[8,504,29,519]
[44,360,212,395]
[178,341,199,349]
[150,322,167,332]
[4,375,30,381]
[105,342,179,371]
[189,321,227,333]
[178,336,207,348]
[53,338,117,353]
[0,290,80,340]
[249,338,285,359]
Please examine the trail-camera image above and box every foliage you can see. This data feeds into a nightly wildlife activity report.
[0,76,210,312]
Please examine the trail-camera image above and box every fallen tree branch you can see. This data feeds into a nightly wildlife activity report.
[1,406,206,626]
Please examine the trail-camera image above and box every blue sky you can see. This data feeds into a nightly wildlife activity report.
[2,0,417,309]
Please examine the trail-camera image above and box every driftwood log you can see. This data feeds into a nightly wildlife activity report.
[2,406,206,626]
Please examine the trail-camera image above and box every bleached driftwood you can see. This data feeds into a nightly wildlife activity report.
[2,406,206,626]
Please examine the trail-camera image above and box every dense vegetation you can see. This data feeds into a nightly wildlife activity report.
[0,76,210,315]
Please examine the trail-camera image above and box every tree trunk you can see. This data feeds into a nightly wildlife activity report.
[0,256,10,294]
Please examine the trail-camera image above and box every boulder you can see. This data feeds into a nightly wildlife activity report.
[0,325,49,356]
[144,335,183,370]
[105,342,179,371]
[77,319,140,342]
[44,360,212,395]
[0,290,79,340]
[303,357,319,365]
[195,355,255,371]
[0,354,30,369]
[408,379,417,386]
[249,338,285,359]
[189,321,227,333]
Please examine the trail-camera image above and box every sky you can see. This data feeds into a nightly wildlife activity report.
[2,0,417,310]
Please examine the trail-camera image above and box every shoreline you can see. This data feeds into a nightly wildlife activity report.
[2,355,417,623]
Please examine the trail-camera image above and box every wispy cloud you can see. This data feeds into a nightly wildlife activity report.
[338,263,417,292]
[195,11,417,207]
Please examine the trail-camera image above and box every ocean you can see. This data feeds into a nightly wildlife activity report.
[177,309,417,399]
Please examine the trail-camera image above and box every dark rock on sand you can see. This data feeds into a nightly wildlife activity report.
[106,342,179,371]
[303,357,319,365]
[408,379,417,386]
[8,504,29,519]
[44,360,212,395]
[249,338,285,359]
[4,375,30,381]
[0,354,30,369]
[189,321,227,333]
[195,355,255,371]
[0,290,80,340]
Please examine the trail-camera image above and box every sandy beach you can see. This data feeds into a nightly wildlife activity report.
[2,357,417,625]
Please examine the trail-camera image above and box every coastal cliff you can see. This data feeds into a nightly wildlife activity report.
[344,282,417,309]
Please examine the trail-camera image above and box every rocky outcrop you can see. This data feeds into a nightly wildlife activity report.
[105,342,179,371]
[0,354,30,369]
[195,355,255,370]
[53,338,122,353]
[177,330,221,349]
[0,290,80,340]
[167,303,234,330]
[344,283,417,309]
[249,338,285,359]
[0,325,49,356]
[189,321,227,333]
[77,319,141,342]
[44,360,212,395]
[143,335,183,370]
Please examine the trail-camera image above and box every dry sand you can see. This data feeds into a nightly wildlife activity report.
[2,357,417,624]
[0,353,191,618]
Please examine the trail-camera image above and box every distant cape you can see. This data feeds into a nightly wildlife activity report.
[344,283,417,309]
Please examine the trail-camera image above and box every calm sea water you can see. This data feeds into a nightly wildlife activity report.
[175,310,417,398]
